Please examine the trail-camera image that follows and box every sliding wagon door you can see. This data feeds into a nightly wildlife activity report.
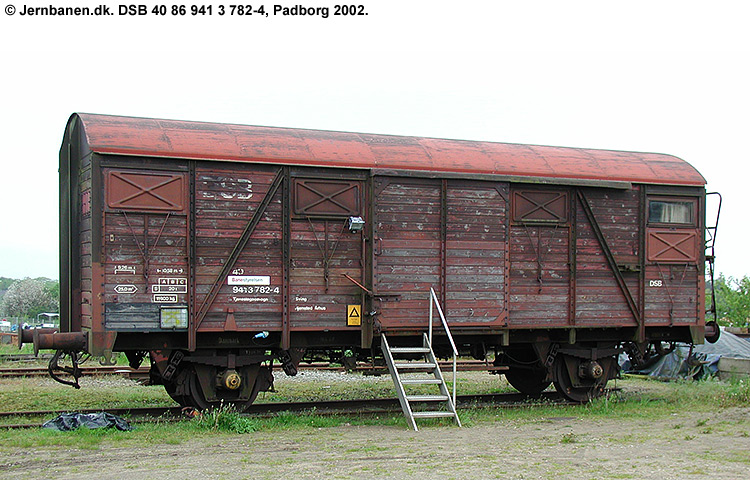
[373,178,508,330]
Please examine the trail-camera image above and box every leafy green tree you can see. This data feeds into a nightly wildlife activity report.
[709,274,750,327]
[0,278,59,319]
[43,280,60,303]
[0,276,16,304]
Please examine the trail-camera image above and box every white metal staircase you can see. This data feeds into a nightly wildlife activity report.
[381,288,461,431]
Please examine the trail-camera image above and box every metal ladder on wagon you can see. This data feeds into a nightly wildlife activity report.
[381,288,461,431]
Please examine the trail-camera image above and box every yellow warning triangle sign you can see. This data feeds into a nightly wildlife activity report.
[347,305,361,326]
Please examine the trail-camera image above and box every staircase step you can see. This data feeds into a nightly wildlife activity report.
[394,362,436,370]
[411,411,457,419]
[406,394,449,402]
[389,347,430,354]
[400,378,443,385]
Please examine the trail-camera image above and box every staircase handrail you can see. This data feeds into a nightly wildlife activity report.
[428,287,458,405]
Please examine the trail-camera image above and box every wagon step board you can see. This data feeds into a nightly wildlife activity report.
[406,394,450,402]
[393,362,437,370]
[411,411,458,419]
[381,332,461,431]
[400,378,443,385]
[389,347,431,354]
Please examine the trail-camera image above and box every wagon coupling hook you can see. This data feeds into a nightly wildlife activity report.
[48,350,84,389]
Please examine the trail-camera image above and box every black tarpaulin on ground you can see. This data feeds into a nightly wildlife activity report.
[42,412,133,431]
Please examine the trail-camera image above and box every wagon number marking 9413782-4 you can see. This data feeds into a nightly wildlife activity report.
[232,286,280,295]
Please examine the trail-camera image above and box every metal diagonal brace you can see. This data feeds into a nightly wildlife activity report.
[191,169,285,344]
[576,190,643,339]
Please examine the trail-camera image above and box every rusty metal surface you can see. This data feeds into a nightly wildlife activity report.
[72,113,706,186]
[33,331,86,352]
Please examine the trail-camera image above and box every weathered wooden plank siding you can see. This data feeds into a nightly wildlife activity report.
[193,166,283,331]
[508,224,570,326]
[79,162,93,328]
[445,183,506,325]
[644,264,700,325]
[102,210,189,330]
[585,188,641,265]
[574,190,640,326]
[289,217,362,329]
[375,180,442,328]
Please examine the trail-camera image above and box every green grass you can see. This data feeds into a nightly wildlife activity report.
[0,344,34,355]
[0,371,748,450]
[0,343,36,364]
[0,343,130,366]
[0,377,172,414]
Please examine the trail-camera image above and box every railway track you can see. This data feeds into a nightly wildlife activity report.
[0,391,572,429]
[0,365,149,379]
[0,360,504,379]
[0,354,53,362]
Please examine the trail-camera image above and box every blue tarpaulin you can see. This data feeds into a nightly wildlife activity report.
[621,328,750,380]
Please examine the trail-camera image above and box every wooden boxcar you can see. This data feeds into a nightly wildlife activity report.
[28,113,718,406]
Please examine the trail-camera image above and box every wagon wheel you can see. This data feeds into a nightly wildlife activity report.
[184,364,272,411]
[164,381,191,407]
[552,354,612,403]
[163,368,192,407]
[505,367,551,395]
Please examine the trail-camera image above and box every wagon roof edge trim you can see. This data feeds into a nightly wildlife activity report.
[69,113,708,187]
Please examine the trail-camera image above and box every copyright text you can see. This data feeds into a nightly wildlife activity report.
[5,3,368,18]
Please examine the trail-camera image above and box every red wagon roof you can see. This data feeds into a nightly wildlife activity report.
[71,113,706,187]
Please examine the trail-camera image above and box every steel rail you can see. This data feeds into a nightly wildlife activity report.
[0,391,576,429]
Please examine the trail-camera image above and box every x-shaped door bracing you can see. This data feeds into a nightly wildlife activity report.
[110,172,183,210]
[648,231,697,262]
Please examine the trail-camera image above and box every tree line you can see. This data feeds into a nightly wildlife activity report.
[711,275,750,328]
[0,277,59,320]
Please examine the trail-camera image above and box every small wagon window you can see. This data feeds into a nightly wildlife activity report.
[648,199,695,225]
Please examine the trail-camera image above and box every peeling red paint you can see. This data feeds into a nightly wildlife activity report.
[74,113,706,187]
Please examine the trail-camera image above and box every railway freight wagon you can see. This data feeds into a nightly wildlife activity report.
[25,113,719,409]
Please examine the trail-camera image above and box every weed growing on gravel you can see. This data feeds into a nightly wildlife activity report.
[560,432,577,444]
[715,378,750,406]
[194,404,257,434]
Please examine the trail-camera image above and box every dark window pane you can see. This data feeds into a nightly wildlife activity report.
[648,200,693,224]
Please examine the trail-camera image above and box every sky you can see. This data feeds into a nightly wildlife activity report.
[0,1,748,281]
